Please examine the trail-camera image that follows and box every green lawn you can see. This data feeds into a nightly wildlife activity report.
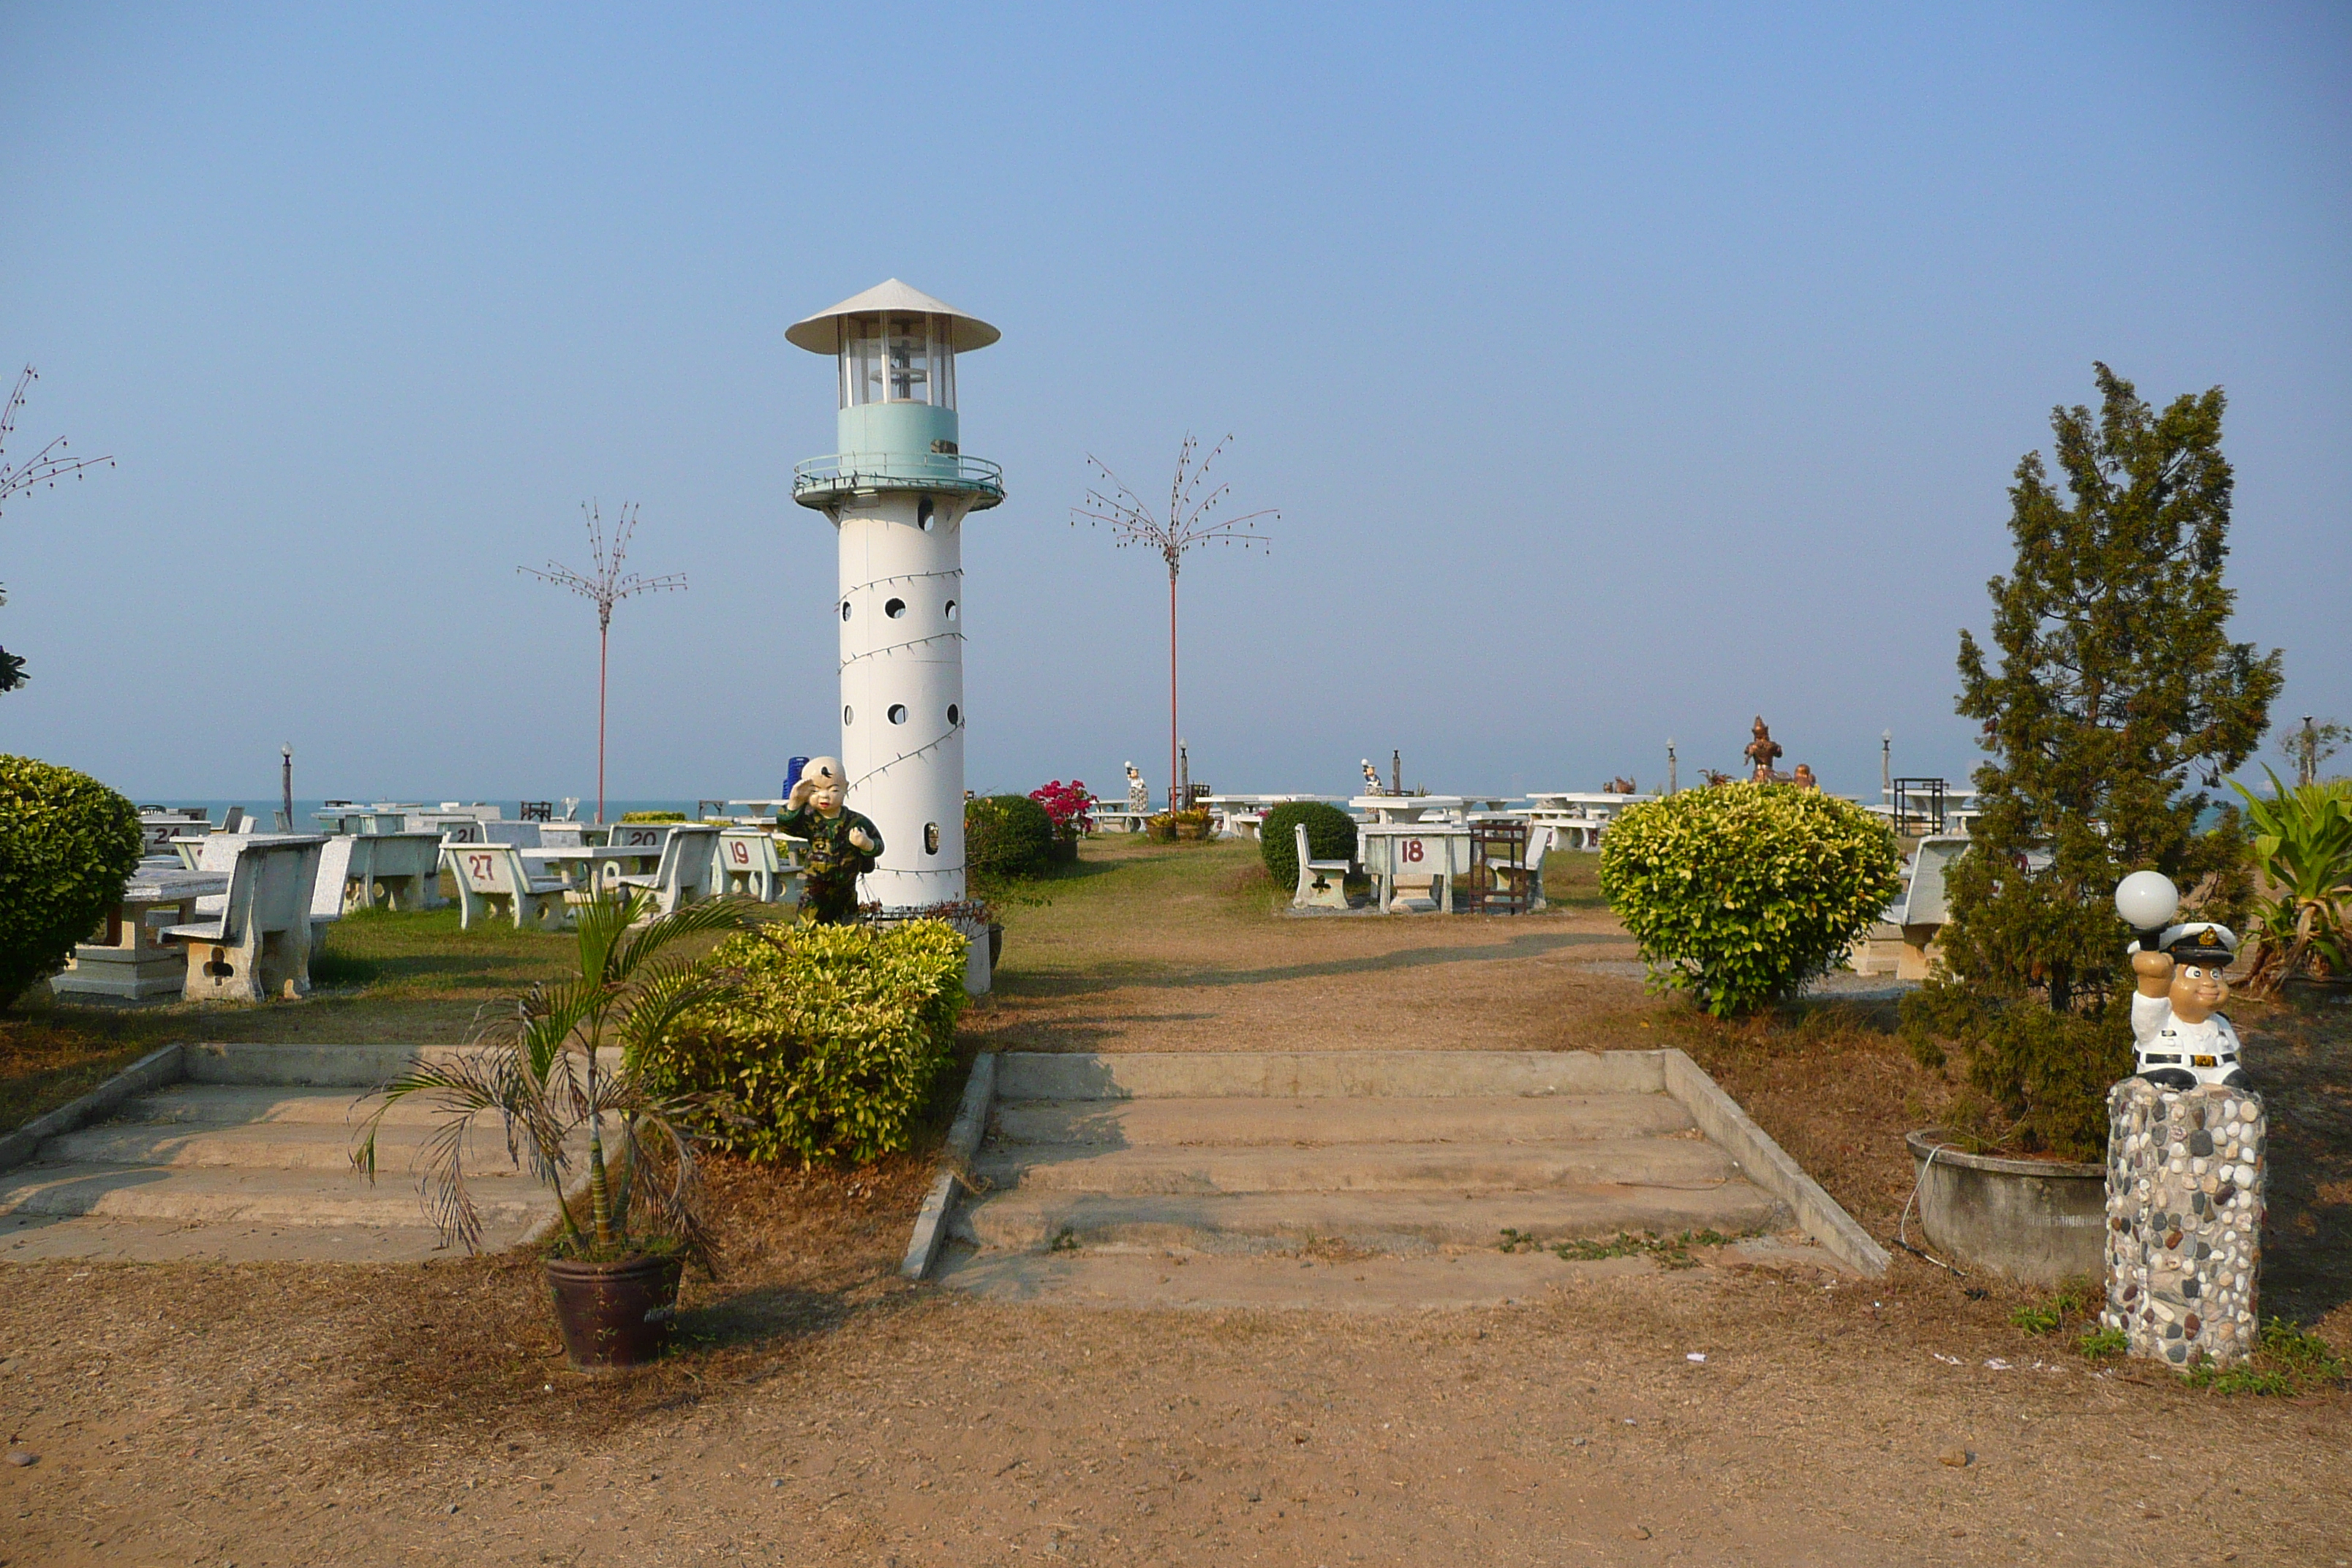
[4,837,1613,1134]
[2,908,582,1132]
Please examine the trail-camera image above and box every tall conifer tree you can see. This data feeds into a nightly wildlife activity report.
[1912,365,2281,1156]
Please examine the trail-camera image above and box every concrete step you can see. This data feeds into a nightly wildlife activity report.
[990,1093,1695,1149]
[932,1245,1657,1309]
[116,1085,445,1128]
[182,1041,620,1088]
[0,1161,553,1234]
[38,1117,562,1175]
[952,1183,1787,1255]
[932,1234,1850,1308]
[995,1049,1670,1102]
[975,1137,1737,1196]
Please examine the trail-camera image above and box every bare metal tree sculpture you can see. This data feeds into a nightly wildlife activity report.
[0,366,114,692]
[1073,435,1275,815]
[521,502,685,824]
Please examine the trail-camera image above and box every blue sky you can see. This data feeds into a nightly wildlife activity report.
[3,4,2345,804]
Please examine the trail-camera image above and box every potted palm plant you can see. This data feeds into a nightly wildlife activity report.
[354,889,752,1368]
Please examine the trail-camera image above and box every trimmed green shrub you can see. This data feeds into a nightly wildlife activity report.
[1260,802,1357,892]
[965,794,1055,881]
[1599,783,1901,1017]
[0,755,143,1007]
[641,918,970,1164]
[620,810,687,823]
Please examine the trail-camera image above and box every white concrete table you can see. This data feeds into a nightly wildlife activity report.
[1525,791,1653,849]
[1200,794,1341,840]
[1357,821,1472,913]
[1350,795,1465,826]
[523,845,665,897]
[54,865,230,1000]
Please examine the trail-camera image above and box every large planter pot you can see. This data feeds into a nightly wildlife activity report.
[1172,819,1210,842]
[1049,836,1079,864]
[1904,1129,2106,1286]
[544,1252,683,1369]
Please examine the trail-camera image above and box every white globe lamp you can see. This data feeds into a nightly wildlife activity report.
[2114,870,2179,935]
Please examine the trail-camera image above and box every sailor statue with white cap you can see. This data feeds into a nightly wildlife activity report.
[2115,870,2249,1091]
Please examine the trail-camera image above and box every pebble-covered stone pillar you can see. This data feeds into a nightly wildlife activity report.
[2103,1079,2266,1368]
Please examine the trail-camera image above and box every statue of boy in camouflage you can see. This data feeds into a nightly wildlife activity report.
[776,756,882,925]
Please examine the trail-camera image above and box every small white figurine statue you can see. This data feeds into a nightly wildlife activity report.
[1125,761,1149,813]
[2117,870,2248,1091]
[1360,758,1385,796]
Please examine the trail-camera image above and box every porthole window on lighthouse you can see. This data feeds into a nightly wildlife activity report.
[840,600,851,621]
[889,704,908,725]
[946,704,961,726]
[916,498,935,531]
[924,823,940,855]
[943,600,958,621]
[885,598,906,618]
[843,705,853,725]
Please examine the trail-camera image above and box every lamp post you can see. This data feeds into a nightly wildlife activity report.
[1881,729,1893,804]
[280,745,293,832]
[1666,738,1677,796]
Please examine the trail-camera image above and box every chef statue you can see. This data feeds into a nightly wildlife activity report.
[1125,761,1150,813]
[2115,870,2249,1091]
[1360,758,1386,796]
[777,755,881,926]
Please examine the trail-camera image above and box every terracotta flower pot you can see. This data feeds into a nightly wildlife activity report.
[544,1252,683,1369]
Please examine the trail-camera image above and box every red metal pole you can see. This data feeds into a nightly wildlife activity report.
[596,622,609,826]
[1167,568,1179,816]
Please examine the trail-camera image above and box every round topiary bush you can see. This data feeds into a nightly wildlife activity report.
[0,755,143,1007]
[1598,783,1901,1017]
[965,793,1055,881]
[1260,801,1358,892]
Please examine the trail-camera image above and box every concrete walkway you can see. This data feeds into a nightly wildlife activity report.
[0,1043,569,1264]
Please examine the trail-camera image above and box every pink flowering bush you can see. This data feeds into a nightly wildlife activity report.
[1029,780,1096,839]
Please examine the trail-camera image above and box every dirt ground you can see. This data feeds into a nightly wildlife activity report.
[1,838,2346,1567]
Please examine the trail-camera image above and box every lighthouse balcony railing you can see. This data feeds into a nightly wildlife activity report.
[792,451,1005,505]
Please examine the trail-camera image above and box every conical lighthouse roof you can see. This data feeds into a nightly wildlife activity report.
[785,279,1000,354]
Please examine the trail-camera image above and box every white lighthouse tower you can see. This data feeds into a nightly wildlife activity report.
[785,280,1003,914]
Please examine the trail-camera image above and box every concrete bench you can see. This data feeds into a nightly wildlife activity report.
[163,836,327,1003]
[442,843,573,932]
[715,828,788,902]
[1292,821,1353,911]
[612,825,719,915]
